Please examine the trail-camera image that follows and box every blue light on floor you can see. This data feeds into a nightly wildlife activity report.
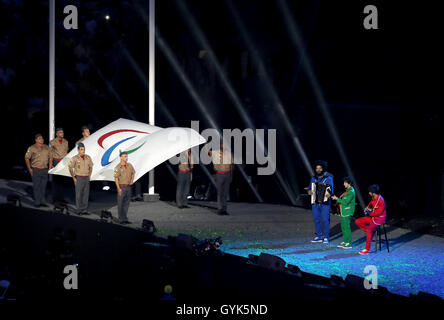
[223,235,444,298]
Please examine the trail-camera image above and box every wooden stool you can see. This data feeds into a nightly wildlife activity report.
[374,224,389,253]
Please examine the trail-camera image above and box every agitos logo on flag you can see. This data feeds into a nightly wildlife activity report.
[97,129,149,166]
[49,118,206,182]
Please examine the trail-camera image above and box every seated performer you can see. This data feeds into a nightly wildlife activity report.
[332,176,355,249]
[355,184,386,255]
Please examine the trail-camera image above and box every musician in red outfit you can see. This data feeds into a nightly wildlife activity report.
[355,184,386,255]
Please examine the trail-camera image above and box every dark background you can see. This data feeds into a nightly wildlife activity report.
[0,0,443,217]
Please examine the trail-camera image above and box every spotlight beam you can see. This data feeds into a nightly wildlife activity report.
[175,1,297,204]
[89,58,137,120]
[276,0,365,208]
[155,29,219,130]
[91,22,219,194]
[226,0,315,189]
[99,22,222,193]
[154,28,263,202]
[286,0,321,100]
[156,94,218,188]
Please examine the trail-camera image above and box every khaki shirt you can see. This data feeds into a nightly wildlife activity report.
[69,154,93,176]
[211,149,233,173]
[114,163,135,185]
[25,144,51,169]
[75,136,86,145]
[178,151,194,172]
[49,138,69,160]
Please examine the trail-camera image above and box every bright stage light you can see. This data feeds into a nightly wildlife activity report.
[105,15,110,20]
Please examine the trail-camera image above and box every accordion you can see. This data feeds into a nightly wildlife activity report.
[311,182,332,205]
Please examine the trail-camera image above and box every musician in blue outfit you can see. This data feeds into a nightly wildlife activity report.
[307,160,334,244]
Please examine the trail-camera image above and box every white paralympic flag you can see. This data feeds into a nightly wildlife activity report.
[49,118,206,182]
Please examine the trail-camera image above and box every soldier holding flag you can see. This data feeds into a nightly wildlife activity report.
[76,125,91,146]
[114,152,135,224]
[25,134,53,207]
[176,149,193,209]
[209,141,234,215]
[68,143,93,215]
[49,127,68,167]
[49,127,69,202]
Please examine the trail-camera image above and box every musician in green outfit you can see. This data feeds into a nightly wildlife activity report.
[332,176,356,249]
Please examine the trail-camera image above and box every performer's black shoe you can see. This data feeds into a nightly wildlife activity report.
[182,205,191,209]
[81,211,90,216]
[120,220,131,224]
[40,203,49,208]
[217,210,229,215]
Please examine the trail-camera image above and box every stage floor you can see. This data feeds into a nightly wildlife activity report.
[1,179,443,299]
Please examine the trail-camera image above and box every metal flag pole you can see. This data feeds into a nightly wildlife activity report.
[48,0,55,191]
[145,0,159,201]
[49,0,55,141]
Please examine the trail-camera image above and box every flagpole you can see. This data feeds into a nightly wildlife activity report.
[48,0,55,191]
[49,0,55,141]
[145,0,159,201]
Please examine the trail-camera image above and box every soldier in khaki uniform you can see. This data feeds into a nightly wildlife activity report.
[25,134,53,207]
[209,141,234,215]
[176,149,193,208]
[49,127,69,166]
[68,143,93,215]
[49,128,69,202]
[75,125,90,146]
[114,152,135,224]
